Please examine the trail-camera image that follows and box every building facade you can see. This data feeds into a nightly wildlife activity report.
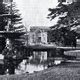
[27,26,50,62]
[29,26,49,45]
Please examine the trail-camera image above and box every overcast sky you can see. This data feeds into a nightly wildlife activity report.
[14,0,58,30]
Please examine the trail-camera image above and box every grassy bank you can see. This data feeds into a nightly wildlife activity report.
[1,62,80,80]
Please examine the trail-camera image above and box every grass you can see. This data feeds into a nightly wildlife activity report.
[1,50,80,80]
[1,62,80,80]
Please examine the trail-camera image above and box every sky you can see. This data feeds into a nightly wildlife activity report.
[14,0,58,30]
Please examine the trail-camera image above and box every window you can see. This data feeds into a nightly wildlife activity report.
[32,35,35,43]
[37,37,41,43]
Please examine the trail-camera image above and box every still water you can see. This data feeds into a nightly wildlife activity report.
[15,63,47,74]
[26,64,47,73]
[15,59,62,75]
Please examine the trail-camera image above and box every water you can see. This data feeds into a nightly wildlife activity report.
[15,63,47,74]
[15,59,62,75]
[26,63,47,73]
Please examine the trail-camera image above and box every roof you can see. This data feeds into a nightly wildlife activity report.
[24,44,80,51]
[30,26,50,32]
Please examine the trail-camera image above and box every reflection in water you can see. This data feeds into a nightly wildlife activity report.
[15,51,63,75]
[26,64,47,73]
[15,59,62,74]
[15,51,48,74]
[54,60,61,65]
[15,62,47,74]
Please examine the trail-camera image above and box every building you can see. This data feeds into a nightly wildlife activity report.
[27,26,50,62]
[29,26,50,45]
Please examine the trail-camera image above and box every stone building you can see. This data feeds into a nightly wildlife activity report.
[29,26,49,45]
[28,26,50,62]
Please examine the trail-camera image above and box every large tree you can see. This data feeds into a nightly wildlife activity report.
[0,2,8,53]
[48,1,80,46]
[4,2,26,46]
[1,1,26,74]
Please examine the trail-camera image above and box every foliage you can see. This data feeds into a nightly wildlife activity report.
[0,2,26,74]
[5,2,25,32]
[0,3,8,30]
[48,2,80,27]
[48,1,80,46]
[5,2,26,47]
[0,3,9,52]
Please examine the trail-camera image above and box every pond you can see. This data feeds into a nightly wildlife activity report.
[15,59,63,74]
[15,62,47,74]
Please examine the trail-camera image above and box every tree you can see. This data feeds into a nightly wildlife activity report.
[0,2,9,53]
[48,1,80,46]
[1,1,26,74]
[5,2,24,31]
[4,2,26,46]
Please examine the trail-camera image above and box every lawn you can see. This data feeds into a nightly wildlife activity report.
[1,62,80,80]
